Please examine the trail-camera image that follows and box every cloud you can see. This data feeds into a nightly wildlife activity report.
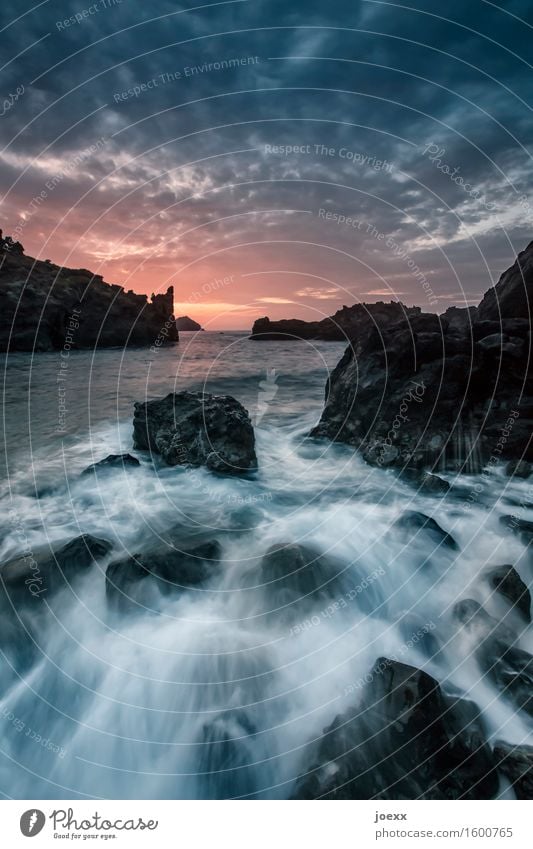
[1,0,532,326]
[294,287,340,300]
[256,296,294,304]
[363,289,407,297]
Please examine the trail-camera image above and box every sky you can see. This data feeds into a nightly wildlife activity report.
[1,0,533,328]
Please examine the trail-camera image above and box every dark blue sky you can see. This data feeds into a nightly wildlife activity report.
[1,0,532,327]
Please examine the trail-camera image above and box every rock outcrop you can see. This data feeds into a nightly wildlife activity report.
[176,315,203,331]
[133,391,257,474]
[292,658,497,799]
[250,302,422,341]
[310,241,533,471]
[0,232,178,351]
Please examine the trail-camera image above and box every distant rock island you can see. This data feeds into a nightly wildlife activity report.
[175,315,203,331]
[250,302,422,341]
[0,231,178,351]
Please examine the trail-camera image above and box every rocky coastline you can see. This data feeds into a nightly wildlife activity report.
[0,232,178,351]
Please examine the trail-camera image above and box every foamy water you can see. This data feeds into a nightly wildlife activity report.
[0,333,531,798]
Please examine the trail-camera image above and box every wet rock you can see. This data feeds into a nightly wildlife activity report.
[399,468,450,495]
[453,599,516,646]
[133,391,257,475]
[394,511,459,551]
[105,540,221,612]
[292,658,497,799]
[487,565,531,622]
[453,600,533,718]
[1,534,112,601]
[505,459,532,479]
[499,515,533,544]
[258,543,345,614]
[493,741,533,799]
[81,453,141,475]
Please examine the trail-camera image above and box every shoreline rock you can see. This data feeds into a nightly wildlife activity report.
[309,241,533,472]
[292,658,497,799]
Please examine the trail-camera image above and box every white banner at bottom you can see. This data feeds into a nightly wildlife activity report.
[0,799,530,848]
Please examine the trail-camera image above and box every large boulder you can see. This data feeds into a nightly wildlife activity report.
[133,391,257,474]
[292,658,497,799]
[310,242,533,471]
[105,540,221,612]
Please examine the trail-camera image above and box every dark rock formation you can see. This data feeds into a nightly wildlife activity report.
[310,242,533,471]
[250,302,422,341]
[393,511,459,551]
[81,453,141,475]
[133,391,257,474]
[0,234,178,351]
[175,315,203,331]
[487,565,531,622]
[1,534,112,601]
[105,540,221,612]
[292,658,497,799]
[493,741,533,799]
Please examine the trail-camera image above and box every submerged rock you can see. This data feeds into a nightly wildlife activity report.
[133,391,257,475]
[105,540,221,612]
[292,658,497,799]
[393,511,459,551]
[493,741,533,799]
[260,543,337,601]
[505,459,531,479]
[499,515,533,544]
[453,599,533,718]
[1,534,112,601]
[487,565,531,622]
[399,469,450,495]
[81,453,141,475]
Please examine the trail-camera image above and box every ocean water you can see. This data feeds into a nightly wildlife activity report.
[0,332,531,799]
